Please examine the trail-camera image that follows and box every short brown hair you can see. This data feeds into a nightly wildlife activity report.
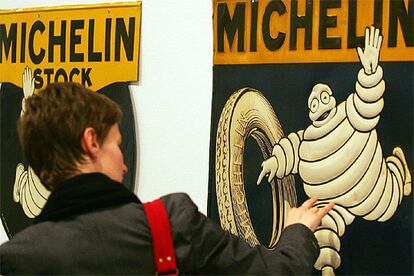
[18,82,122,189]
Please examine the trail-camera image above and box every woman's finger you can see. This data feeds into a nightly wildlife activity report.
[301,197,318,209]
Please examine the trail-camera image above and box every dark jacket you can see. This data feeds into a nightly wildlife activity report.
[0,173,319,275]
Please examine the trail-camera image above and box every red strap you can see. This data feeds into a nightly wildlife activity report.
[143,199,178,276]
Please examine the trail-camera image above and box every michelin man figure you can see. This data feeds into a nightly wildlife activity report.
[257,27,412,275]
[13,67,50,218]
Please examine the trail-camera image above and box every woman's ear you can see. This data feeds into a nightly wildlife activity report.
[80,127,100,158]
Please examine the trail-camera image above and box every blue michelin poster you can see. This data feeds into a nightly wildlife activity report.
[208,0,413,275]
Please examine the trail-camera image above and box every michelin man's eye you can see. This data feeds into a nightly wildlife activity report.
[321,91,330,104]
[310,98,319,113]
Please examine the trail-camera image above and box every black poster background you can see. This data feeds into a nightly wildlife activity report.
[208,62,413,275]
[0,82,136,237]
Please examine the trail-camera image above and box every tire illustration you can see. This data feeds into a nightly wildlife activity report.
[215,88,297,248]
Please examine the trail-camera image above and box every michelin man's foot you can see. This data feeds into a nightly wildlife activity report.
[393,147,412,195]
[321,266,335,276]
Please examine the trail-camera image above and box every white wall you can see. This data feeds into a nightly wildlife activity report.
[0,0,213,243]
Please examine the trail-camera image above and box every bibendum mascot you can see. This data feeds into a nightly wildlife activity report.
[13,67,50,218]
[257,26,412,275]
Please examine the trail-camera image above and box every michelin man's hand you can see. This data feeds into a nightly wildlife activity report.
[285,198,335,232]
[22,66,35,99]
[257,156,278,185]
[357,26,382,75]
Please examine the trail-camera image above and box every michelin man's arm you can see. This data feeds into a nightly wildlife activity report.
[347,26,385,132]
[257,130,304,184]
[15,66,49,219]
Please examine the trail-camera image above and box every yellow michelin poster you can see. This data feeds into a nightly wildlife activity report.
[1,2,141,238]
[0,2,141,91]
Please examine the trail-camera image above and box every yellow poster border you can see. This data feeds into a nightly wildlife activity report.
[0,1,141,91]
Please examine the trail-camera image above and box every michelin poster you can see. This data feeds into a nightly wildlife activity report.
[208,0,413,275]
[0,2,141,238]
